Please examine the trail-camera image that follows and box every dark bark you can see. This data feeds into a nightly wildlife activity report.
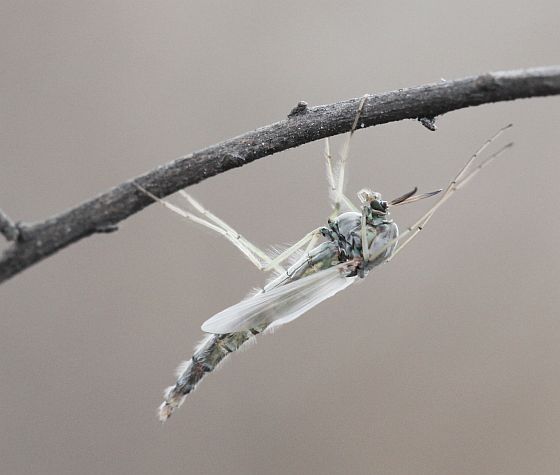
[0,209,19,242]
[1,66,560,285]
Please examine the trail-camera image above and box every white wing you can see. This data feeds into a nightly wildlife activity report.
[201,263,357,334]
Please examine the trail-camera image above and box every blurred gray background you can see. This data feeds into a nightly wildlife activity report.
[1,2,559,474]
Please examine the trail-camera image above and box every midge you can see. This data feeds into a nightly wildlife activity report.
[137,97,512,421]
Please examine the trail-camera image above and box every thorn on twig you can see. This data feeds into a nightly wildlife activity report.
[418,116,438,131]
[288,101,308,118]
[223,152,246,167]
[95,224,119,234]
[0,208,20,241]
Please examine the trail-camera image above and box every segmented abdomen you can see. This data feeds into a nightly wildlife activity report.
[158,241,340,421]
[158,325,266,421]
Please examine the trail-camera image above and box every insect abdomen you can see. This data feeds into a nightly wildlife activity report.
[158,327,264,421]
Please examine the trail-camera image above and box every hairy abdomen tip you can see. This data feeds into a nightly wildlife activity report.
[158,402,174,422]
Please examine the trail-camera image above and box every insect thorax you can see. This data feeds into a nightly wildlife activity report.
[325,211,399,272]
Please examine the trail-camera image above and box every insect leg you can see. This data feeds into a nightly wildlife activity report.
[326,95,369,218]
[177,191,277,270]
[304,229,321,254]
[324,137,336,193]
[369,125,513,263]
[325,139,359,218]
[360,206,370,262]
[264,227,326,271]
[454,141,513,191]
[390,138,514,259]
[135,184,282,272]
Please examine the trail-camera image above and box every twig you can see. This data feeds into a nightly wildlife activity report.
[0,208,19,242]
[1,66,559,285]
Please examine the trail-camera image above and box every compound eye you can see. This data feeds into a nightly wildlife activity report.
[371,200,386,212]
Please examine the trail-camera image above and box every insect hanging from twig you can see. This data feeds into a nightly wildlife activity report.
[135,97,513,422]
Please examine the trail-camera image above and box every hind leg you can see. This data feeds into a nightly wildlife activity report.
[135,184,283,272]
